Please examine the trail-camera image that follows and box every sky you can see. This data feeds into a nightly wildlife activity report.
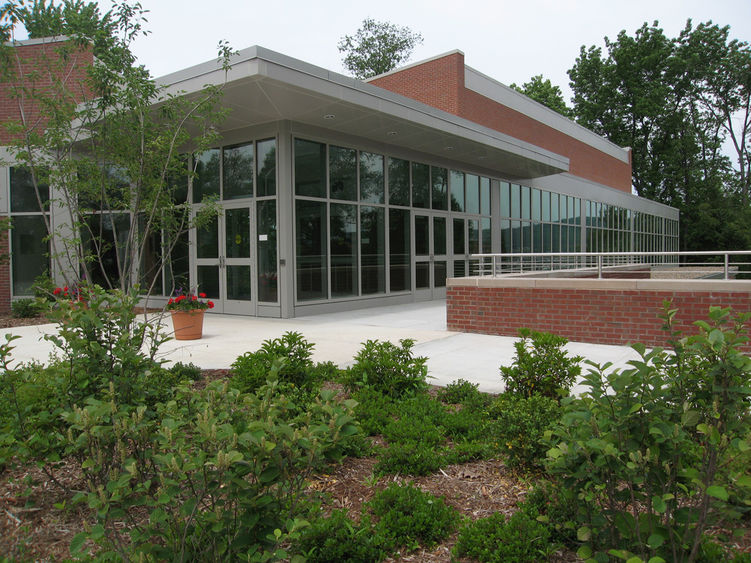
[12,0,751,102]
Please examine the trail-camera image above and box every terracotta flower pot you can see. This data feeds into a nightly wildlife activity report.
[170,309,205,340]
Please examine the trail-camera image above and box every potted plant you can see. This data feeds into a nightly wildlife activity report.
[166,291,215,340]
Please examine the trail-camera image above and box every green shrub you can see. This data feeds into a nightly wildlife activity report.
[500,328,582,399]
[295,509,386,563]
[352,388,398,436]
[374,442,442,476]
[453,510,552,562]
[230,331,318,393]
[546,306,751,562]
[368,482,458,550]
[486,393,561,469]
[521,480,580,546]
[443,405,488,442]
[11,298,42,318]
[437,378,481,404]
[344,339,428,397]
[443,441,493,464]
[168,361,202,381]
[382,394,448,447]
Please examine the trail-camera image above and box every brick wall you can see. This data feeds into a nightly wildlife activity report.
[369,52,632,193]
[0,226,9,314]
[447,281,751,348]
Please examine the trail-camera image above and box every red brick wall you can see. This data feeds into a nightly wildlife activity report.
[0,39,94,144]
[369,52,632,193]
[447,285,751,348]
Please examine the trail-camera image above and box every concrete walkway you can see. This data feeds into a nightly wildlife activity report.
[0,301,642,393]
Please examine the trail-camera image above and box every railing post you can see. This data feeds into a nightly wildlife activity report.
[724,253,729,280]
[598,255,603,279]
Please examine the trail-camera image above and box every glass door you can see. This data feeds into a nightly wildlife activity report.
[193,201,254,314]
[413,212,448,300]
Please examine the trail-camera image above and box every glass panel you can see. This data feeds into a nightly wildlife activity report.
[225,208,250,259]
[83,213,130,289]
[359,152,384,204]
[531,188,541,221]
[466,174,480,215]
[568,197,576,225]
[388,157,410,206]
[500,219,511,253]
[560,195,568,223]
[329,145,357,201]
[197,265,220,299]
[416,262,429,289]
[434,261,447,287]
[10,167,50,212]
[552,223,560,252]
[360,206,385,294]
[222,142,253,200]
[412,162,430,208]
[543,223,552,252]
[480,177,490,216]
[453,218,465,255]
[295,199,327,301]
[166,230,189,294]
[511,220,521,253]
[551,192,559,222]
[521,186,530,220]
[450,170,464,212]
[431,166,448,210]
[330,203,358,297]
[415,215,429,255]
[294,139,326,198]
[468,219,480,254]
[389,208,410,292]
[510,184,520,218]
[256,138,277,197]
[521,222,532,253]
[139,214,162,295]
[226,265,251,301]
[481,217,491,253]
[533,223,542,253]
[11,215,49,295]
[193,149,220,203]
[454,260,466,277]
[197,215,219,259]
[433,216,446,255]
[257,200,277,302]
[500,182,510,217]
[168,156,189,204]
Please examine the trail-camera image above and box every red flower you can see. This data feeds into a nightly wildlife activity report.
[199,292,206,298]
[208,301,215,309]
[53,287,61,295]
[168,298,174,304]
[191,295,197,301]
[176,295,186,302]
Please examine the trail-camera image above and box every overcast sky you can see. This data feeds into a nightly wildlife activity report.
[14,0,751,101]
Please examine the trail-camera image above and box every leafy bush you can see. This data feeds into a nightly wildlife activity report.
[295,509,386,563]
[546,306,751,562]
[382,394,448,446]
[437,378,481,404]
[344,339,428,397]
[368,482,458,550]
[453,510,552,562]
[352,387,398,436]
[485,393,561,469]
[443,441,493,464]
[521,480,580,546]
[500,328,582,399]
[167,361,203,381]
[374,442,442,476]
[443,404,488,442]
[11,298,42,318]
[230,331,318,393]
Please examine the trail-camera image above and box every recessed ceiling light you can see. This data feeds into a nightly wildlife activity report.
[386,131,398,136]
[445,146,454,151]
[323,114,336,120]
[477,155,487,160]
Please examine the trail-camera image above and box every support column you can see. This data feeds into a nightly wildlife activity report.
[276,121,295,318]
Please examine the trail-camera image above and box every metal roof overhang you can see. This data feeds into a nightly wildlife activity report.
[158,46,569,179]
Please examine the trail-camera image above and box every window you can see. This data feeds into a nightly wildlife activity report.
[295,139,326,198]
[330,145,357,201]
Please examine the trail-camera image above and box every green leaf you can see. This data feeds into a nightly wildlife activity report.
[706,485,729,501]
[647,558,666,563]
[577,526,592,541]
[652,496,667,514]
[577,545,593,559]
[647,532,665,548]
[70,532,87,554]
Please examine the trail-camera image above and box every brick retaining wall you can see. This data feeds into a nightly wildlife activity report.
[447,278,751,347]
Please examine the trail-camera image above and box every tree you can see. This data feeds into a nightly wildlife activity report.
[568,20,751,251]
[510,75,572,117]
[338,18,423,79]
[1,0,233,296]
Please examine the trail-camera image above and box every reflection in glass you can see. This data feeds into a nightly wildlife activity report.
[434,261,447,287]
[330,203,358,297]
[450,170,464,212]
[256,139,276,196]
[82,213,130,289]
[389,209,410,292]
[360,206,385,294]
[225,208,250,258]
[521,186,530,220]
[10,167,50,212]
[551,192,559,222]
[223,143,253,199]
[193,149,220,203]
[415,215,429,255]
[431,167,448,210]
[257,200,278,302]
[296,200,327,300]
[531,188,540,220]
[511,184,520,218]
[330,145,357,201]
[501,182,511,217]
[481,218,491,253]
[453,218,465,254]
[295,139,326,198]
[433,216,446,255]
[139,214,162,295]
[466,174,480,214]
[468,219,479,254]
[360,152,384,203]
[522,222,532,253]
[412,163,430,208]
[227,265,251,301]
[416,262,430,289]
[388,158,410,206]
[166,230,189,294]
[11,215,49,295]
[480,177,490,216]
[197,265,220,299]
[197,216,219,259]
[542,191,551,222]
[454,260,466,277]
[500,219,511,253]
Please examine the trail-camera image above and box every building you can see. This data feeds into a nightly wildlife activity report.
[1,38,678,317]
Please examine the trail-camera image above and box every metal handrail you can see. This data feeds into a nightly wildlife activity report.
[470,251,751,280]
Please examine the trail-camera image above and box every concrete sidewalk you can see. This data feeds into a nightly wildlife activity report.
[0,301,642,393]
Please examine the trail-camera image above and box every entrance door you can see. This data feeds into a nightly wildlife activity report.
[414,212,448,300]
[193,201,254,314]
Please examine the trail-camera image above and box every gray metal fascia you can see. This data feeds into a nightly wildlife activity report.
[155,46,569,173]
